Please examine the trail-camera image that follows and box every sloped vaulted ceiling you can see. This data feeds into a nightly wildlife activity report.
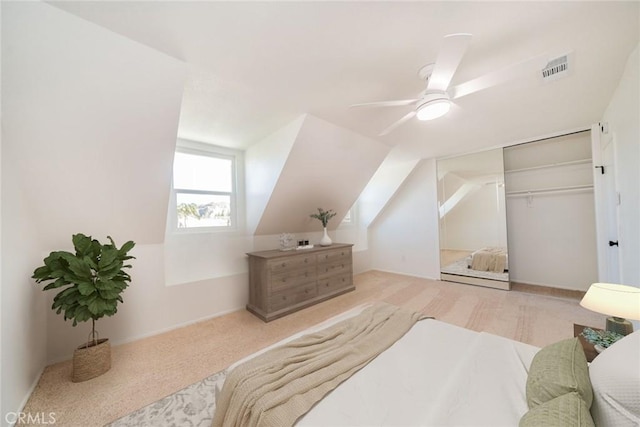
[251,115,390,235]
[3,2,187,246]
[47,2,638,160]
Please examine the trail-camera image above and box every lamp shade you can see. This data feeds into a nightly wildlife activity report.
[580,283,640,320]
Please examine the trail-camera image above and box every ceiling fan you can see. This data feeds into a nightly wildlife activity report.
[351,33,548,136]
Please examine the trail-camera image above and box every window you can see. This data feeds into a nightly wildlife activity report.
[172,146,238,230]
[342,209,352,224]
[341,206,357,228]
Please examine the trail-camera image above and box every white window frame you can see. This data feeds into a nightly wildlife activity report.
[170,139,244,233]
[342,209,353,224]
[340,205,357,229]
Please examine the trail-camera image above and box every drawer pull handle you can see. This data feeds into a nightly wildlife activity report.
[282,296,287,300]
[341,252,344,256]
[342,278,345,282]
[282,278,286,282]
[282,263,286,267]
[304,258,308,263]
[305,289,309,294]
[305,272,308,277]
[341,264,344,268]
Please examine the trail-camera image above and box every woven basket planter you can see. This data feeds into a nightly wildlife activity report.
[72,338,111,382]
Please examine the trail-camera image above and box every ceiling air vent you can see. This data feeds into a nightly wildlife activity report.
[541,54,571,82]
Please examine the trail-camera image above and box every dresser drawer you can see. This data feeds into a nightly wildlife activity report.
[318,259,351,280]
[270,283,318,312]
[317,273,352,296]
[270,267,316,293]
[267,254,314,274]
[317,247,351,264]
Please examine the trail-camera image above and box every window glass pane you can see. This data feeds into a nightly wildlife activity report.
[176,193,231,228]
[173,152,232,192]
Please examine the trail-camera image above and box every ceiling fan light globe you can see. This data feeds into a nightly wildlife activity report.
[416,99,451,121]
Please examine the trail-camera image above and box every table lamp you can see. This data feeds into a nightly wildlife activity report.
[580,283,640,336]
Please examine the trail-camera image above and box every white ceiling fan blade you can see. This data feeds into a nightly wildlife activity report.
[379,111,416,136]
[449,53,549,100]
[426,33,472,92]
[350,99,421,108]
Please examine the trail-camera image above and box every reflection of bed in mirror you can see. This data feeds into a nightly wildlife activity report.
[467,247,508,273]
[440,248,509,286]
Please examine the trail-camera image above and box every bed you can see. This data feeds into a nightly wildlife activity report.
[467,247,509,273]
[212,303,640,427]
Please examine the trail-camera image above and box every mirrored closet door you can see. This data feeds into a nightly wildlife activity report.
[437,149,510,290]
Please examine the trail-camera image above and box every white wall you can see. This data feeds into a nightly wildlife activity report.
[507,192,598,290]
[369,159,441,279]
[357,149,420,228]
[1,139,48,425]
[601,45,639,287]
[245,117,303,235]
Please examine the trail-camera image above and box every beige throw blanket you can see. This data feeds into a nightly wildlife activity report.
[212,303,425,427]
[471,247,507,273]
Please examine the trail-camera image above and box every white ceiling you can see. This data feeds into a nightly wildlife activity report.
[50,1,639,159]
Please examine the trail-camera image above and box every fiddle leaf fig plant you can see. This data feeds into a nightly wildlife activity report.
[32,233,135,344]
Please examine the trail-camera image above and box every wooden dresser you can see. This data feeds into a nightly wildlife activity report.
[246,243,354,322]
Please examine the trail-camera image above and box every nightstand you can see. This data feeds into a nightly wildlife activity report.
[573,323,602,362]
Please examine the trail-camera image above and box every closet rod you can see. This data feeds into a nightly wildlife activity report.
[506,184,593,197]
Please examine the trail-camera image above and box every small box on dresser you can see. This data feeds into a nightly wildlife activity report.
[246,243,354,322]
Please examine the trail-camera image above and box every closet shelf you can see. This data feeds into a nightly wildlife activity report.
[506,184,594,197]
[504,159,592,174]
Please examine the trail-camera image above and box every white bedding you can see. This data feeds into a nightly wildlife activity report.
[218,304,540,426]
[467,247,509,272]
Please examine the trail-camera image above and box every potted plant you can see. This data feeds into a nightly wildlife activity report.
[32,233,135,382]
[310,208,337,246]
[581,327,624,353]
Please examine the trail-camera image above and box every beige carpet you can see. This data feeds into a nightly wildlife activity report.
[20,271,605,426]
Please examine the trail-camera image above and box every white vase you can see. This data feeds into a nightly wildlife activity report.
[319,227,332,246]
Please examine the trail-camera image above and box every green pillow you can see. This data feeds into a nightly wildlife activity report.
[526,337,593,408]
[520,392,595,427]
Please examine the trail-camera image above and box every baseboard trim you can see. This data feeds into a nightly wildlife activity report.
[511,281,586,300]
[8,366,46,427]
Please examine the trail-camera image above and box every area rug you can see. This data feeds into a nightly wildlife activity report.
[106,369,227,427]
[441,258,509,282]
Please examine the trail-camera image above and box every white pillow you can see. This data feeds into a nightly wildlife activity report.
[588,330,640,427]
